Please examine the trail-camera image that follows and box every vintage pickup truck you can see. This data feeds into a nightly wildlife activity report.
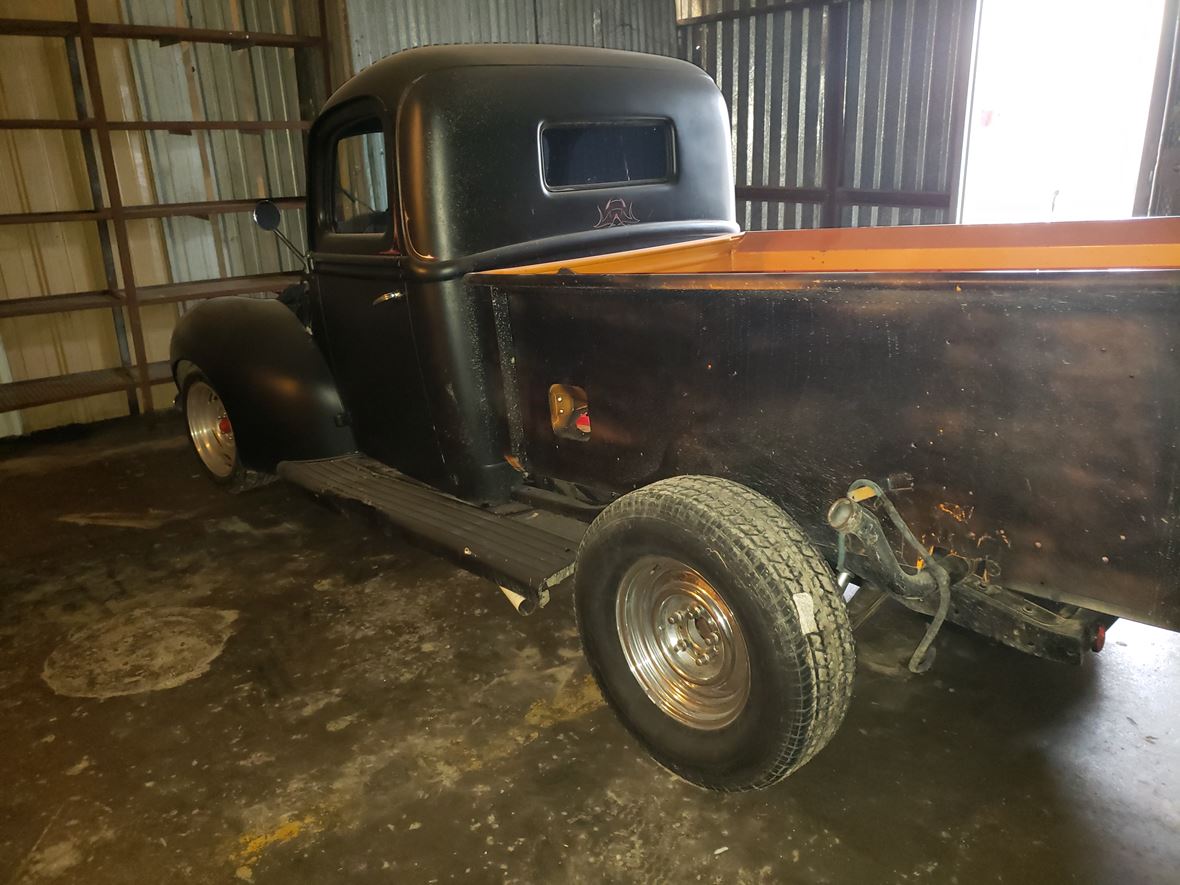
[171,44,1180,791]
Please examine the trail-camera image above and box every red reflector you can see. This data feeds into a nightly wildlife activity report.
[1092,623,1106,653]
[574,412,591,433]
[218,417,232,434]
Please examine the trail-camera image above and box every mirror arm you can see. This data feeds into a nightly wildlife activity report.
[272,229,309,271]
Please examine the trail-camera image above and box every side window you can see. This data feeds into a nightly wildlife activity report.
[333,119,392,237]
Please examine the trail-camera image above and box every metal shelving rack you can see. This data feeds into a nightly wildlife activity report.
[0,0,331,417]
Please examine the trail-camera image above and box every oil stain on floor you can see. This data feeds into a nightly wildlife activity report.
[42,606,238,698]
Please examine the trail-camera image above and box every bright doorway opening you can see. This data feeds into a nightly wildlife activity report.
[960,0,1168,224]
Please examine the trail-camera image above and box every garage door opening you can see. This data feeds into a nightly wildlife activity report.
[960,0,1168,223]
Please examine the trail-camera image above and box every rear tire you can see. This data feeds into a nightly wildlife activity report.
[179,367,272,494]
[574,475,854,791]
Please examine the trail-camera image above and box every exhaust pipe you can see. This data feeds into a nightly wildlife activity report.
[499,584,538,616]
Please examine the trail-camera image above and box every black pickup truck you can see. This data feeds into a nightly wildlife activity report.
[171,44,1180,791]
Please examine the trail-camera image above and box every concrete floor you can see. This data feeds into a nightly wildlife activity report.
[1,415,1177,884]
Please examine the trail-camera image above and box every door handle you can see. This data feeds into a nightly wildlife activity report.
[372,291,404,306]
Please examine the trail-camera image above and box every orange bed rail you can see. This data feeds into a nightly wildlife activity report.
[492,217,1180,276]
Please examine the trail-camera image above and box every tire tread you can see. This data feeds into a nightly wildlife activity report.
[576,475,855,790]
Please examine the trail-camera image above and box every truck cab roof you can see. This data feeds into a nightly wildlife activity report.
[308,44,738,276]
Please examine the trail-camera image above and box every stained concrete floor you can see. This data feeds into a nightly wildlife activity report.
[0,414,1177,884]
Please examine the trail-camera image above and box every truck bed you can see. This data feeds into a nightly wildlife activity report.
[474,218,1180,631]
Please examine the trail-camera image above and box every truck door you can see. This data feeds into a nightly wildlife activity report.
[309,105,445,484]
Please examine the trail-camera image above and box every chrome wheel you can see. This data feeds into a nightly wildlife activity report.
[615,556,751,730]
[185,380,236,478]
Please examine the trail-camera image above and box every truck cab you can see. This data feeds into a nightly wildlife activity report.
[306,44,736,502]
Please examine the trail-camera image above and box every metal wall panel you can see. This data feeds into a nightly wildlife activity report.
[537,0,678,53]
[678,1,804,19]
[842,0,970,226]
[346,0,677,75]
[681,2,827,230]
[121,0,309,289]
[347,0,537,70]
[1138,1,1180,216]
[0,1,323,435]
[678,0,975,229]
[736,199,823,230]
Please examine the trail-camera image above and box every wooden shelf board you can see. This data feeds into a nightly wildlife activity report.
[0,361,172,413]
[0,290,119,319]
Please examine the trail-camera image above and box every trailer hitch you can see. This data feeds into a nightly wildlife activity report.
[827,480,951,674]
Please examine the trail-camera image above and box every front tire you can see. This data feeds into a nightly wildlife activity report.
[574,475,854,791]
[180,368,271,493]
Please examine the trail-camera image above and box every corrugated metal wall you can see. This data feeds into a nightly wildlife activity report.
[345,0,678,74]
[680,2,828,229]
[1,0,164,433]
[678,0,977,230]
[1139,1,1180,216]
[0,0,316,435]
[841,0,974,226]
[113,0,316,389]
[121,0,308,289]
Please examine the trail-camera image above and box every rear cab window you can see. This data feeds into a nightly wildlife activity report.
[541,120,675,191]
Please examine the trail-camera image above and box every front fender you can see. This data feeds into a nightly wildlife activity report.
[171,297,355,470]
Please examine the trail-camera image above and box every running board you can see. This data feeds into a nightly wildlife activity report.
[277,455,582,610]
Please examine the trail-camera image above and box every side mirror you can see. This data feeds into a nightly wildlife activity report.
[252,198,282,232]
[251,198,309,272]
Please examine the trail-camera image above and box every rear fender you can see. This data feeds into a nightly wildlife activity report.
[171,297,355,471]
